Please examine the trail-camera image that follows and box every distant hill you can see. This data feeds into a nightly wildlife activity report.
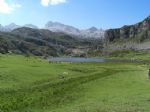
[0,27,102,57]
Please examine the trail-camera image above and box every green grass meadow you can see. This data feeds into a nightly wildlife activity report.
[0,55,150,112]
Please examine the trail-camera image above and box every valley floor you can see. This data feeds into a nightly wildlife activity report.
[0,55,150,112]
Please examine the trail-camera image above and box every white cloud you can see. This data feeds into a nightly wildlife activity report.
[41,0,66,6]
[0,0,21,14]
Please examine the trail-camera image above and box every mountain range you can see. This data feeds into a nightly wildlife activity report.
[45,21,104,38]
[0,16,150,57]
[0,23,38,32]
[0,26,102,57]
[0,22,105,39]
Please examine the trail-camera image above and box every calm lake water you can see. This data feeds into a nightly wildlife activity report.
[49,57,106,62]
[49,57,147,63]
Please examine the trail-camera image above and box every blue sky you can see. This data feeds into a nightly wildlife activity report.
[0,0,150,29]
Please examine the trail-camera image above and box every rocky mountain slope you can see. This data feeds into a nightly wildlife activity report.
[105,16,150,42]
[45,21,105,38]
[104,16,150,52]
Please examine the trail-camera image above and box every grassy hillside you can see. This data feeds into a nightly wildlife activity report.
[104,50,150,61]
[0,55,150,112]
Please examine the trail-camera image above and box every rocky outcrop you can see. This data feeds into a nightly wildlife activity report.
[105,16,150,42]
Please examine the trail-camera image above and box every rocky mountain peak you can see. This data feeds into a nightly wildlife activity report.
[4,23,20,31]
[45,21,104,38]
[88,27,98,32]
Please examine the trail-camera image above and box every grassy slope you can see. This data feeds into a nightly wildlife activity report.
[105,50,150,61]
[0,55,150,112]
